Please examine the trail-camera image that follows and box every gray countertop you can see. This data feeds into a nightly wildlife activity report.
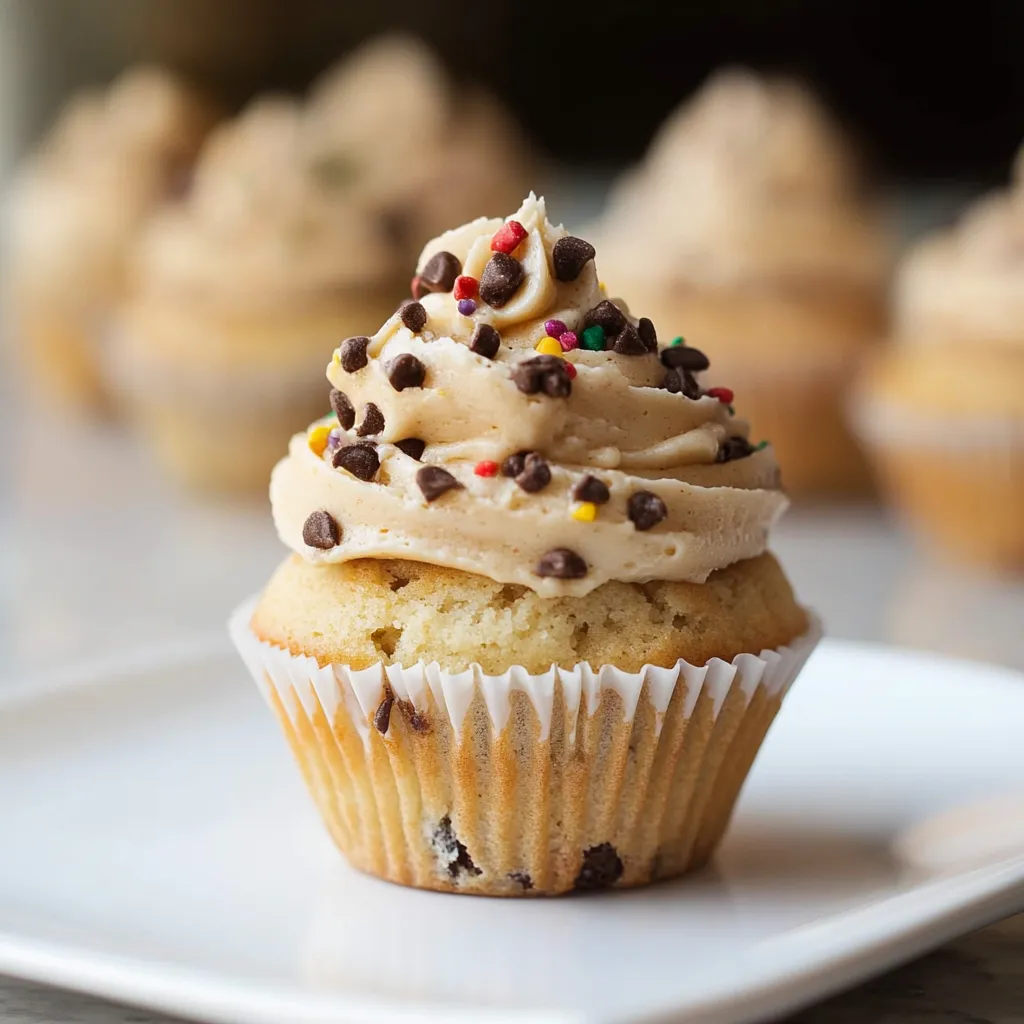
[1,403,1023,1022]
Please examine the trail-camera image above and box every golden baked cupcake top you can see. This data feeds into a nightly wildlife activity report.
[5,65,216,298]
[270,195,787,596]
[597,68,886,292]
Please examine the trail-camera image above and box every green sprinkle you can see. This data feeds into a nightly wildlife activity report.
[727,405,736,416]
[670,335,685,346]
[580,324,606,351]
[755,440,769,450]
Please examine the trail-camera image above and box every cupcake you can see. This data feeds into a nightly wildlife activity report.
[3,66,216,412]
[596,69,889,496]
[230,194,819,895]
[108,96,407,492]
[305,34,532,262]
[853,163,1024,570]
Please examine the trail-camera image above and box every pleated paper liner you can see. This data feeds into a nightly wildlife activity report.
[230,597,821,896]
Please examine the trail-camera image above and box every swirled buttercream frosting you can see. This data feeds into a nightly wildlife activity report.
[270,195,787,596]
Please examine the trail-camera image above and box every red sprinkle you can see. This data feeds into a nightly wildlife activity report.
[474,460,499,477]
[491,220,528,254]
[706,386,734,404]
[564,361,578,380]
[453,275,478,300]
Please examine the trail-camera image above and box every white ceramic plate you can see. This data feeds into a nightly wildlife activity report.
[0,639,1022,1024]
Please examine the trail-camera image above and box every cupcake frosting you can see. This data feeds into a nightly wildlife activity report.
[270,195,786,596]
[131,95,404,306]
[896,180,1024,349]
[597,68,885,291]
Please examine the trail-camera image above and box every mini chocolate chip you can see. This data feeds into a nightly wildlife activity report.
[417,465,463,502]
[302,510,341,550]
[330,389,355,430]
[661,368,702,398]
[387,352,426,391]
[432,815,481,879]
[552,235,596,281]
[395,438,426,461]
[573,474,610,504]
[332,443,380,481]
[637,317,658,352]
[716,436,756,463]
[470,323,501,359]
[535,548,588,579]
[515,452,551,493]
[373,689,394,734]
[419,251,462,292]
[479,252,524,307]
[398,300,427,333]
[612,322,648,355]
[398,699,430,733]
[339,336,370,373]
[511,355,572,397]
[355,403,385,437]
[661,345,710,372]
[574,842,623,890]
[583,299,627,336]
[628,490,668,531]
[501,450,530,477]
[508,870,534,890]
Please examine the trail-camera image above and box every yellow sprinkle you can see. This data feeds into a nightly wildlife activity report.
[571,501,598,523]
[599,280,607,291]
[535,336,563,357]
[331,349,341,366]
[307,423,332,457]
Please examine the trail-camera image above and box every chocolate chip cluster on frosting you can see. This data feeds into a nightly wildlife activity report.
[271,194,786,596]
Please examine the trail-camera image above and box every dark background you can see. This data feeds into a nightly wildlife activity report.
[13,0,1024,184]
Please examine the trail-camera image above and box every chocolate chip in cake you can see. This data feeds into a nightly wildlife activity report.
[355,403,385,437]
[716,436,756,463]
[332,442,380,481]
[373,689,394,734]
[339,336,370,373]
[552,235,596,281]
[661,368,702,398]
[387,352,426,391]
[535,548,588,579]
[419,250,462,292]
[574,842,623,890]
[573,474,610,505]
[501,450,530,478]
[302,510,341,550]
[329,388,355,430]
[431,815,481,879]
[398,300,428,333]
[583,299,627,336]
[395,437,426,461]
[469,322,501,359]
[511,355,572,397]
[661,345,710,372]
[628,490,668,531]
[479,252,525,308]
[637,317,658,352]
[416,465,463,502]
[612,322,648,355]
[508,870,534,890]
[515,452,551,493]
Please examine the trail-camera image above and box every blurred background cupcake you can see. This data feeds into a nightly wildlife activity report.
[3,66,217,413]
[853,152,1024,571]
[595,69,891,497]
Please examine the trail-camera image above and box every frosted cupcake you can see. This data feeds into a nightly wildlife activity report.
[305,35,532,262]
[4,66,216,412]
[596,69,889,496]
[853,163,1024,570]
[231,195,819,895]
[109,97,406,492]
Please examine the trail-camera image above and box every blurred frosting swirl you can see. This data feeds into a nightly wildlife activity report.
[271,195,787,596]
[597,68,886,291]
